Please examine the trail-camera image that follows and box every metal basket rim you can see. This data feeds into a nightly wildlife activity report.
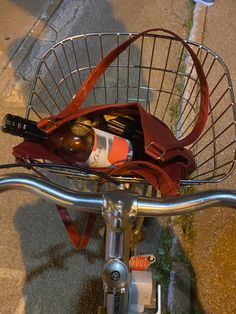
[25,32,236,186]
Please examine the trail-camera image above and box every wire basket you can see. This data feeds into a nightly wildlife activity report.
[26,32,236,189]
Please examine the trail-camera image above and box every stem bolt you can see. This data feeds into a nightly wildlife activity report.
[111,271,120,281]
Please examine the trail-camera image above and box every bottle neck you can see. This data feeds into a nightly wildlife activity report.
[1,114,47,142]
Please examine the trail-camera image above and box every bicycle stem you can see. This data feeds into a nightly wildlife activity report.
[102,190,135,314]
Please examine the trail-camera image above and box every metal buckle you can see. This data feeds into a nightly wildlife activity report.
[145,142,165,160]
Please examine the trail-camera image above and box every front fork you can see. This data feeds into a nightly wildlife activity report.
[100,189,159,314]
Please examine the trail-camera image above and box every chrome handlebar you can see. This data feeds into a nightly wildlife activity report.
[0,173,103,213]
[0,173,236,216]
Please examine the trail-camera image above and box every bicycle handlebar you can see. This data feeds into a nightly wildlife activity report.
[0,173,236,216]
[0,173,103,213]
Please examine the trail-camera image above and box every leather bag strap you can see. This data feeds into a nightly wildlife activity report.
[56,205,97,250]
[38,28,209,147]
[107,160,180,196]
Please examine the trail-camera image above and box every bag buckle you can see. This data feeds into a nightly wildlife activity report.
[145,142,166,161]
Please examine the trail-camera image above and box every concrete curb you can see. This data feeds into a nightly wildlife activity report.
[189,3,207,43]
[167,3,207,314]
[0,0,63,98]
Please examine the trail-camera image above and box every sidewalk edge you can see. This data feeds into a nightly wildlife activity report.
[167,3,207,313]
[0,0,64,98]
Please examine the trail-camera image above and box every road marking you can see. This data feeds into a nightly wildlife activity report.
[14,296,26,314]
[0,267,25,280]
[0,268,26,314]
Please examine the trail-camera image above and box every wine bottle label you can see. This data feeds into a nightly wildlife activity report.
[87,128,133,168]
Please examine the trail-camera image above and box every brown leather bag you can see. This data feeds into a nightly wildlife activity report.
[13,28,209,197]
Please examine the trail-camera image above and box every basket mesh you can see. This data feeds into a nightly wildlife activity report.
[26,32,236,185]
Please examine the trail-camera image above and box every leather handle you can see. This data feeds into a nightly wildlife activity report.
[38,28,209,147]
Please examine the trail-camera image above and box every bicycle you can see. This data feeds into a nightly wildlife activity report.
[0,31,235,313]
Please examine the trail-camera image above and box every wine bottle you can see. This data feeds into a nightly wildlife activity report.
[1,114,134,168]
[102,114,145,160]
